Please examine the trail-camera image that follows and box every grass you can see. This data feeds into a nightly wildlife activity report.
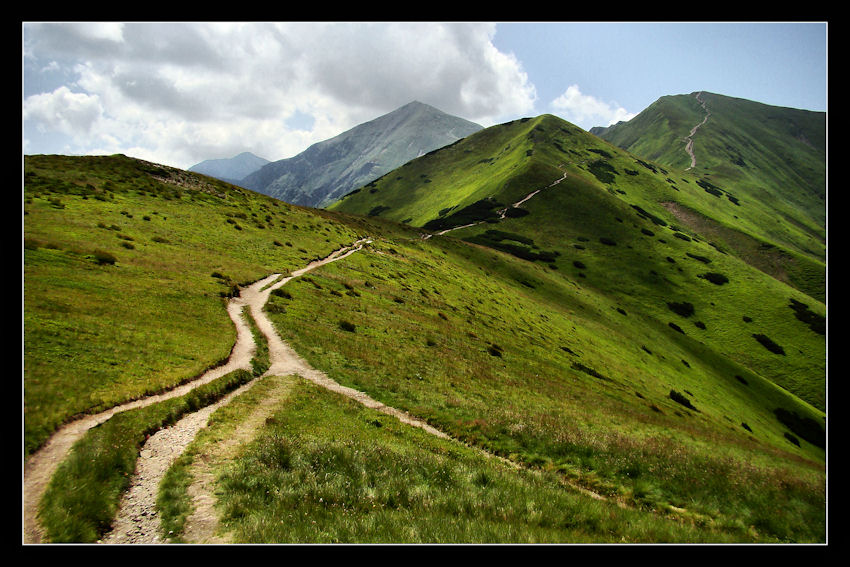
[206,377,751,543]
[264,229,825,541]
[23,154,362,456]
[37,368,254,543]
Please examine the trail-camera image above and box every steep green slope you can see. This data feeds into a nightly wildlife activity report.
[593,92,826,298]
[328,114,826,412]
[24,153,825,542]
[23,154,363,455]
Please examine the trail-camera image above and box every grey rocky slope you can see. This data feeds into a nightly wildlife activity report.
[240,101,482,208]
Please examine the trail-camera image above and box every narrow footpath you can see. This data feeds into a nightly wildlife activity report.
[684,92,710,171]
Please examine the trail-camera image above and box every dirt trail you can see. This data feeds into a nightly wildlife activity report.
[25,236,627,545]
[425,168,570,239]
[684,92,710,171]
[22,295,257,545]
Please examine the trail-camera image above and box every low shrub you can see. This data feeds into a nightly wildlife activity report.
[752,334,785,355]
[93,250,117,265]
[700,272,729,285]
[669,390,698,412]
[339,320,356,333]
[667,301,695,317]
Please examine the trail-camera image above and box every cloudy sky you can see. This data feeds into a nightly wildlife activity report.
[22,21,827,170]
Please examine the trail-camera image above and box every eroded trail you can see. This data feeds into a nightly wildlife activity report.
[684,92,710,171]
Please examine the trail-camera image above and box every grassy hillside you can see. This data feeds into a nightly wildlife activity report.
[23,154,362,455]
[24,152,825,542]
[329,114,826,411]
[594,92,826,296]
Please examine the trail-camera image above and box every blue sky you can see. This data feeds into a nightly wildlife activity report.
[23,22,827,170]
[492,22,827,118]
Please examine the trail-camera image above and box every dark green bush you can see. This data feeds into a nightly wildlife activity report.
[752,334,785,355]
[774,408,825,449]
[93,250,117,265]
[339,320,356,333]
[700,272,729,285]
[667,301,695,317]
[669,390,698,412]
[788,298,826,335]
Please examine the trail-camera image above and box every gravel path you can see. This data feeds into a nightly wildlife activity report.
[684,91,711,171]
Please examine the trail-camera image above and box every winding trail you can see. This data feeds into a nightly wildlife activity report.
[683,92,710,171]
[25,233,650,545]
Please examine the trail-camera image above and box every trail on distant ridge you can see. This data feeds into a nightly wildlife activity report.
[684,92,711,171]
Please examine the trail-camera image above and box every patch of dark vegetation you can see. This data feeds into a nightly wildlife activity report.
[641,228,655,236]
[641,345,652,355]
[625,169,639,176]
[573,260,586,270]
[752,334,785,355]
[789,298,826,335]
[774,408,825,448]
[673,232,692,242]
[571,362,610,381]
[630,205,668,226]
[694,321,706,329]
[669,390,698,412]
[464,230,560,264]
[784,432,800,446]
[741,422,752,433]
[686,252,711,264]
[367,205,391,217]
[599,237,617,246]
[742,316,752,323]
[272,288,292,300]
[93,250,117,265]
[696,178,724,197]
[587,148,613,159]
[699,272,729,285]
[488,343,504,357]
[588,160,618,184]
[667,301,695,318]
[503,207,530,218]
[735,375,748,385]
[339,320,356,332]
[635,159,657,173]
[617,307,627,316]
[668,322,685,334]
[423,197,504,231]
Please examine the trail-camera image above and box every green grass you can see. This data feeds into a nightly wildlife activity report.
[264,230,825,541]
[207,376,752,543]
[23,154,362,455]
[24,150,825,543]
[37,368,254,543]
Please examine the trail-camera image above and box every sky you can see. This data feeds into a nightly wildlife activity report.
[22,21,827,171]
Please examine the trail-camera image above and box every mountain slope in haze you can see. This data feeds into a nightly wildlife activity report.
[590,92,826,279]
[24,154,825,542]
[188,151,270,184]
[240,101,482,208]
[328,112,826,413]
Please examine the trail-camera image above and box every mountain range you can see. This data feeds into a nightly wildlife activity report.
[23,90,827,543]
[188,151,270,184]
[199,101,483,208]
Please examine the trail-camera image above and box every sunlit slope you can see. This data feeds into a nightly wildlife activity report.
[263,216,825,540]
[23,154,364,455]
[594,92,826,290]
[327,114,825,411]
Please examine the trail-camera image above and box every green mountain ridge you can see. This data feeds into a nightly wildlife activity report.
[22,93,826,542]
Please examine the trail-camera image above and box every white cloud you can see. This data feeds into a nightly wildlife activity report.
[23,22,538,169]
[550,84,636,129]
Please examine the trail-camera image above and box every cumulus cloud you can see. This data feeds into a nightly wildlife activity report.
[550,84,636,129]
[23,22,538,169]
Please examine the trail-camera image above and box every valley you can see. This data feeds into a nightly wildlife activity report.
[22,93,826,544]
